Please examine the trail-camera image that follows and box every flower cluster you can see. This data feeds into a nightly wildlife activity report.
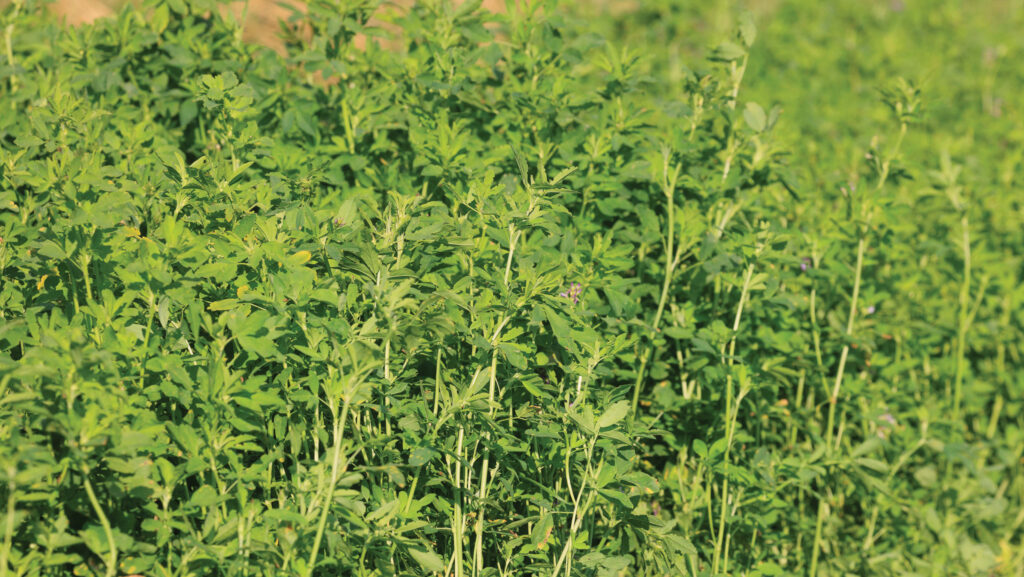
[559,282,583,304]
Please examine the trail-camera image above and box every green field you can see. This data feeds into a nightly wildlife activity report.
[1,0,1022,575]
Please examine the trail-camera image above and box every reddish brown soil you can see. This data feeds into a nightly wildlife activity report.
[49,0,508,51]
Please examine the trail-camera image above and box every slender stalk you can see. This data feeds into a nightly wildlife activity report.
[452,427,465,577]
[728,53,749,111]
[503,223,519,288]
[1,472,15,577]
[814,121,907,573]
[721,52,750,182]
[809,495,826,576]
[79,254,93,305]
[473,349,500,576]
[305,399,352,577]
[550,440,600,577]
[809,287,829,407]
[711,264,754,576]
[952,212,970,421]
[789,370,806,447]
[825,234,866,453]
[631,155,680,422]
[383,339,392,437]
[136,293,156,389]
[82,468,117,577]
[3,0,19,94]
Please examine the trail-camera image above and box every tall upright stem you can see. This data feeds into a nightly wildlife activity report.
[473,349,500,576]
[711,263,754,575]
[0,471,13,577]
[826,234,866,452]
[82,469,117,577]
[452,427,466,577]
[306,399,351,577]
[3,1,19,94]
[953,213,971,421]
[503,224,518,288]
[631,156,679,422]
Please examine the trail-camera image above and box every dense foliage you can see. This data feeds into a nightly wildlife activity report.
[0,0,1020,576]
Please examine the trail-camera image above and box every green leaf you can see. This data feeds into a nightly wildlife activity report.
[15,134,43,148]
[744,102,767,132]
[711,41,746,62]
[187,485,219,509]
[739,11,757,47]
[693,439,708,459]
[662,533,697,555]
[597,400,630,430]
[599,489,633,511]
[408,546,444,572]
[543,305,576,353]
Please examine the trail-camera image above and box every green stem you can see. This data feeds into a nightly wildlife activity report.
[550,441,600,577]
[383,339,392,438]
[631,155,680,422]
[306,399,351,577]
[810,497,826,576]
[453,426,465,577]
[82,469,117,577]
[814,121,905,574]
[503,223,519,288]
[79,254,93,305]
[711,263,754,576]
[826,233,865,453]
[953,212,970,422]
[433,347,442,417]
[1,472,14,577]
[473,349,500,576]
[3,4,18,94]
[137,294,156,389]
[728,53,749,111]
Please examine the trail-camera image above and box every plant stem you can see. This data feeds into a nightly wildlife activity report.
[711,263,754,576]
[82,468,117,577]
[473,348,500,576]
[503,223,519,288]
[453,426,465,577]
[550,441,599,577]
[3,1,18,94]
[953,212,970,421]
[809,495,826,576]
[1,471,14,577]
[306,398,351,577]
[814,121,906,574]
[825,233,865,453]
[433,347,443,416]
[631,154,680,422]
[728,53,749,111]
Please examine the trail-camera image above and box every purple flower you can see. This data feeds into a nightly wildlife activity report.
[877,412,897,438]
[865,305,876,315]
[559,282,582,304]
[800,257,812,272]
